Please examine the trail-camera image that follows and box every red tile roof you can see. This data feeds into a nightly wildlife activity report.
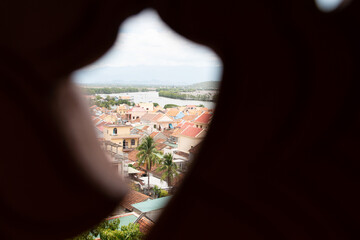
[171,128,183,137]
[141,113,157,122]
[119,189,150,211]
[166,108,180,117]
[149,132,159,138]
[180,122,195,130]
[156,143,167,151]
[189,143,202,154]
[155,139,166,144]
[180,126,204,138]
[128,150,139,162]
[195,113,212,124]
[96,122,106,132]
[151,113,163,122]
[137,215,154,234]
[182,115,197,121]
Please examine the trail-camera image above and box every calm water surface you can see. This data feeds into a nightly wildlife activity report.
[99,91,216,109]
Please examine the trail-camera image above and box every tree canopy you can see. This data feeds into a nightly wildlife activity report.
[137,136,161,192]
[157,153,179,187]
[70,219,143,240]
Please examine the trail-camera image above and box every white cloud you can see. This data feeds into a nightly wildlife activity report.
[88,9,222,69]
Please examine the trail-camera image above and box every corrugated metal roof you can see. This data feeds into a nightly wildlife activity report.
[131,196,171,213]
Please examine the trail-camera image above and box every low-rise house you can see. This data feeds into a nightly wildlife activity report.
[165,108,180,118]
[178,126,206,153]
[107,212,139,227]
[117,104,130,115]
[149,131,168,142]
[131,196,172,222]
[194,112,213,129]
[135,214,155,235]
[126,107,147,121]
[152,105,164,113]
[152,113,175,131]
[103,124,140,153]
[127,149,139,162]
[139,102,154,112]
[115,189,151,214]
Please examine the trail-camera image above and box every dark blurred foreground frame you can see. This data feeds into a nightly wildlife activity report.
[1,0,360,239]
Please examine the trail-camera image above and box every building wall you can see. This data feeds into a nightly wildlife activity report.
[103,115,117,123]
[195,123,208,129]
[104,126,131,139]
[131,111,147,120]
[139,102,154,112]
[178,136,203,153]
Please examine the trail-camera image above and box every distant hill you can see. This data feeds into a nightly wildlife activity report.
[187,81,219,89]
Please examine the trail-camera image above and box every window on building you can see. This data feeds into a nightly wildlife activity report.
[131,139,135,145]
[113,128,117,135]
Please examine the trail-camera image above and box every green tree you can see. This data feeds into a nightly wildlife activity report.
[153,185,161,198]
[159,189,168,198]
[164,104,179,109]
[157,153,179,187]
[71,219,143,240]
[137,136,161,192]
[153,103,159,107]
[100,223,143,240]
[70,219,119,240]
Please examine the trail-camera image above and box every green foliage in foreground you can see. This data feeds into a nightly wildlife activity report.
[100,224,143,240]
[70,219,143,240]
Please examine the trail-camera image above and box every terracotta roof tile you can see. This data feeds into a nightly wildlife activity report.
[119,189,150,211]
[149,132,159,138]
[151,113,163,122]
[141,113,157,122]
[166,108,180,117]
[162,129,173,137]
[195,113,212,124]
[128,150,139,162]
[180,126,204,138]
[137,215,154,234]
[171,128,183,137]
[180,122,195,130]
[189,143,202,153]
[156,143,167,151]
[155,139,166,144]
[182,115,197,121]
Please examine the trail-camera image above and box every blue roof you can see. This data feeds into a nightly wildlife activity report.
[131,196,171,213]
[116,214,138,228]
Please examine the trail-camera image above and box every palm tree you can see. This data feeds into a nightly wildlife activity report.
[152,185,161,199]
[157,153,179,187]
[136,136,161,192]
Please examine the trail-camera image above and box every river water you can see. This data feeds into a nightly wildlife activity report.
[99,91,216,109]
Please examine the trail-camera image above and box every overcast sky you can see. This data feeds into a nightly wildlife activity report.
[73,2,342,85]
[73,9,222,86]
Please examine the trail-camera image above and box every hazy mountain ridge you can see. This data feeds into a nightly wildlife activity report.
[73,65,222,87]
